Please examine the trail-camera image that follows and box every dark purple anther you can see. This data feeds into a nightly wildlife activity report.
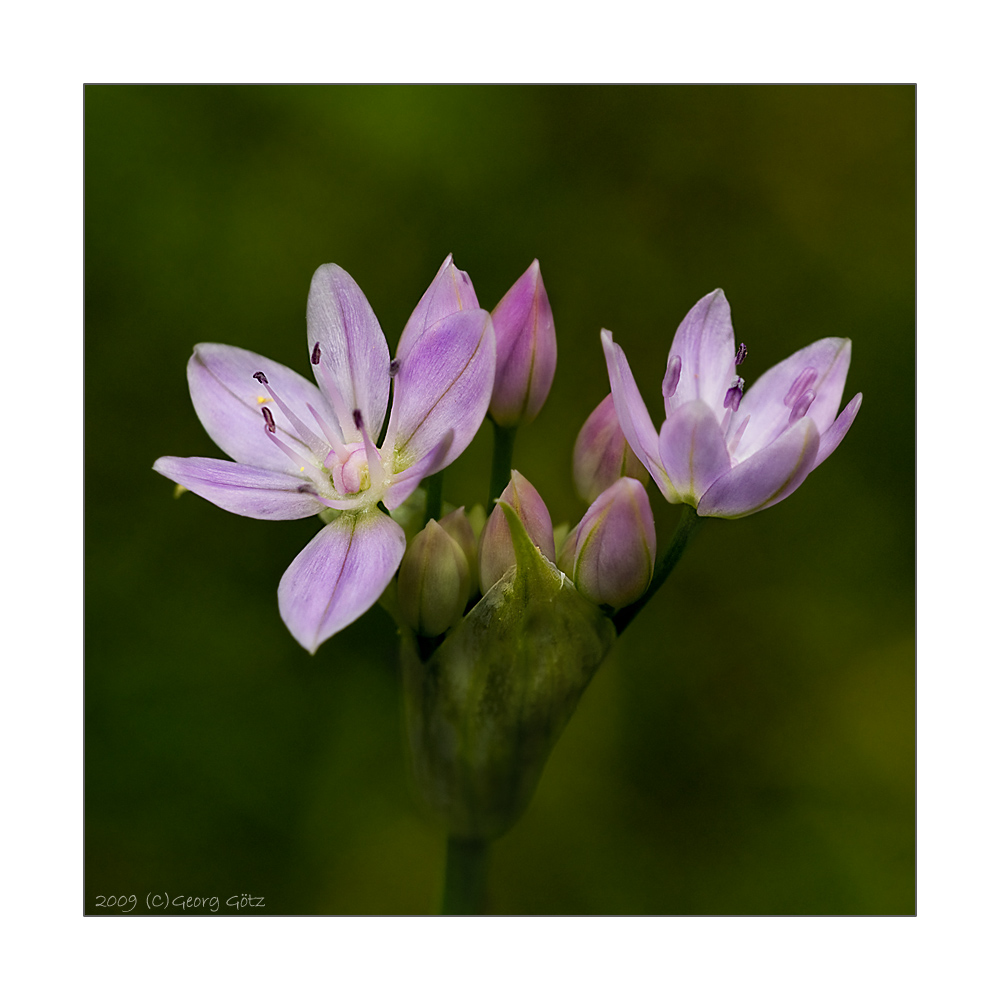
[734,343,748,366]
[724,376,745,412]
[389,358,400,377]
[253,371,268,385]
[261,406,276,433]
[311,343,322,365]
[353,409,363,430]
[783,366,818,408]
[663,355,682,399]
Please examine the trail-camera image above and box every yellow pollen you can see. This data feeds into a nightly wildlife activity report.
[300,466,305,472]
[257,395,273,404]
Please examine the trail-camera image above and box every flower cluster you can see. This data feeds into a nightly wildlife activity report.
[156,263,860,660]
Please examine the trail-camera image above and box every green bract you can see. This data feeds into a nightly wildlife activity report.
[402,502,616,840]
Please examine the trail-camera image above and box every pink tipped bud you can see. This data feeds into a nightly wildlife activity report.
[438,506,480,600]
[572,394,650,504]
[478,470,556,592]
[571,478,655,610]
[488,260,557,427]
[397,519,472,637]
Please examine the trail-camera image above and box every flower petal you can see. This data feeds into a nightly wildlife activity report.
[601,329,675,501]
[188,343,337,474]
[657,399,731,506]
[697,416,821,518]
[382,430,454,511]
[278,507,406,653]
[382,308,496,475]
[813,391,862,470]
[667,290,736,411]
[153,456,325,519]
[306,264,391,440]
[734,338,852,462]
[396,254,480,361]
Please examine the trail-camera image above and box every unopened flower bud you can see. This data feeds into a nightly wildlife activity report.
[438,506,480,600]
[397,519,471,637]
[479,471,555,592]
[488,260,557,427]
[572,394,650,504]
[556,523,580,576]
[571,478,655,610]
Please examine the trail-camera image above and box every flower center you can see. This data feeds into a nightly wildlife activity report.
[327,442,371,495]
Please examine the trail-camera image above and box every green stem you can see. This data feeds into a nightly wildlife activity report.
[440,837,490,915]
[424,470,444,525]
[488,422,518,512]
[612,505,704,634]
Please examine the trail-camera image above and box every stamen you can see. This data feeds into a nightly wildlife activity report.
[728,414,750,454]
[734,343,747,366]
[311,343,322,365]
[261,406,276,433]
[389,358,401,377]
[250,371,326,457]
[784,366,818,407]
[788,389,815,423]
[662,355,682,399]
[306,402,347,457]
[724,376,745,412]
[311,360,356,441]
[353,409,384,484]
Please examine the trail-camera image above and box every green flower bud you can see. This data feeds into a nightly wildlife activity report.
[438,506,480,601]
[397,519,471,637]
[403,501,616,840]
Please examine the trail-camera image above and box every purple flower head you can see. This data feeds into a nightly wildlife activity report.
[488,260,558,427]
[154,261,496,652]
[602,290,862,518]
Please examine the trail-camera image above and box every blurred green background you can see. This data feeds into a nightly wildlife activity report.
[86,85,913,915]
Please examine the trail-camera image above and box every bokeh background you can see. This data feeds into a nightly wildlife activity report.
[86,85,914,915]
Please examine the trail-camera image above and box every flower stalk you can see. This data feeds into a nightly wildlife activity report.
[440,837,490,915]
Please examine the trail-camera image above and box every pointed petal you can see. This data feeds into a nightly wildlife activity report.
[382,430,454,511]
[734,338,852,461]
[306,264,391,440]
[667,290,736,411]
[188,343,336,474]
[697,417,821,518]
[278,507,405,653]
[397,254,480,361]
[382,308,496,475]
[813,392,862,470]
[657,399,731,506]
[601,329,676,501]
[153,456,325,519]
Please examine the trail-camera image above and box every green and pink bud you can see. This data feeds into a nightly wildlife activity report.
[478,471,556,592]
[397,518,472,637]
[572,393,649,504]
[568,478,655,610]
[488,260,557,427]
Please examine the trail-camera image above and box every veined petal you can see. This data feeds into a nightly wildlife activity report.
[697,417,821,518]
[812,392,862,470]
[382,430,454,511]
[667,290,736,411]
[397,254,479,361]
[601,329,676,502]
[278,507,405,654]
[188,343,337,475]
[657,399,731,506]
[383,308,496,475]
[153,456,325,520]
[306,264,391,440]
[734,338,852,462]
